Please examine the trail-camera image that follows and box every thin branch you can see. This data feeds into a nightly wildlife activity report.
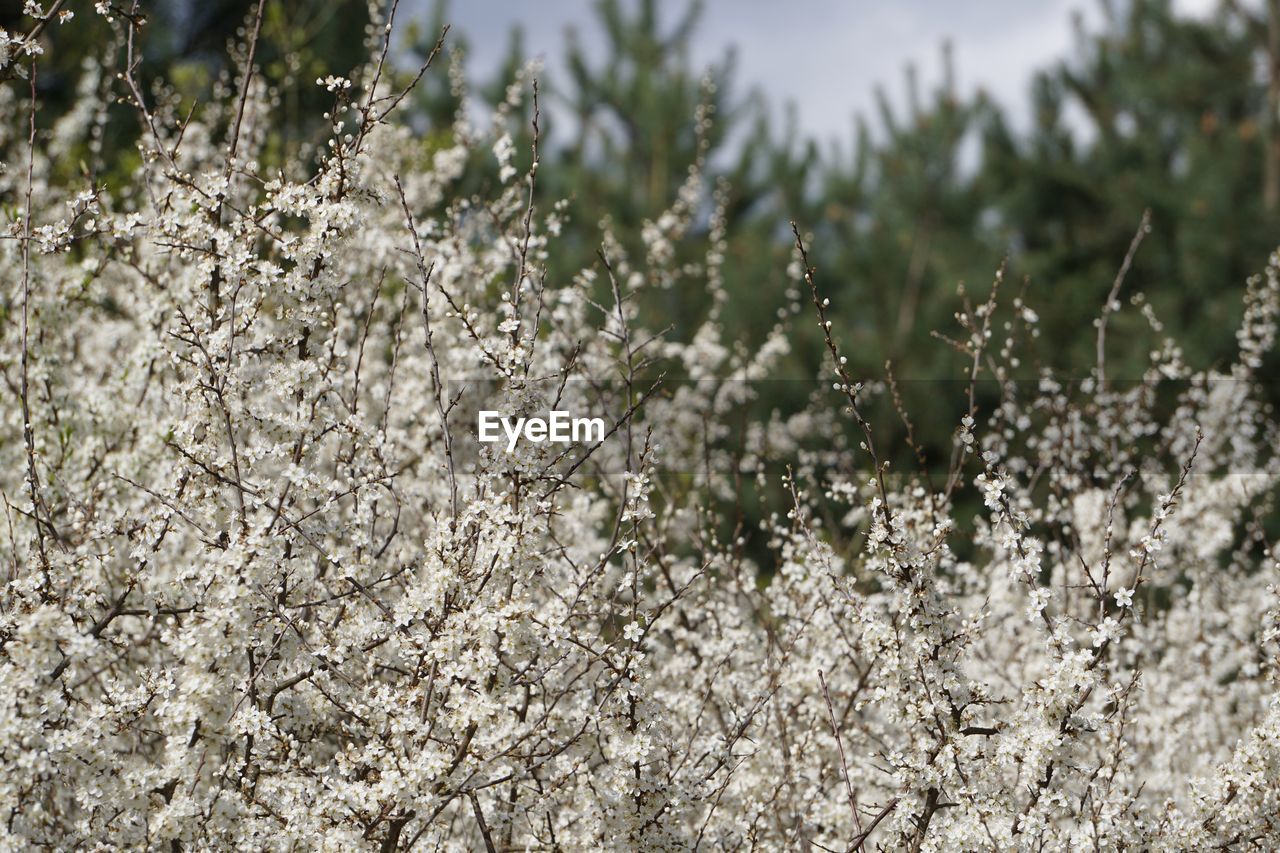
[1096,209,1151,391]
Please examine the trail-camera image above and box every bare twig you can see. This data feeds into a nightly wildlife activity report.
[819,669,863,836]
[20,63,53,574]
[394,176,458,525]
[1096,210,1151,391]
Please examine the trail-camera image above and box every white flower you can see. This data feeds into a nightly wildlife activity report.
[1092,617,1120,648]
[493,133,517,183]
[317,75,352,92]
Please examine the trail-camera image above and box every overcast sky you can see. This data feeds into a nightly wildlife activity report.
[410,0,1224,144]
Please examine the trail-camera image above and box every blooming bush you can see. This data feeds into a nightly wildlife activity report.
[3,4,1280,850]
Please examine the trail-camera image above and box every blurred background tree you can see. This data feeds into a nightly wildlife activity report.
[984,0,1280,374]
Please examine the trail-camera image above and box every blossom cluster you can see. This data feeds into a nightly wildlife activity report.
[2,7,1279,850]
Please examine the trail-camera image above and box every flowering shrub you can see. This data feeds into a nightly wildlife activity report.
[3,4,1280,850]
